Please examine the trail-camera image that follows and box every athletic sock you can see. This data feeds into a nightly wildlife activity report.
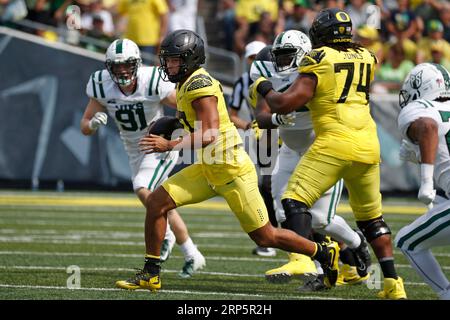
[144,254,161,274]
[320,215,361,248]
[340,247,357,266]
[180,237,197,261]
[379,257,398,279]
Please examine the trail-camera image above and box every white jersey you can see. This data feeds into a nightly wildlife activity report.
[86,66,175,156]
[398,99,450,194]
[250,60,314,154]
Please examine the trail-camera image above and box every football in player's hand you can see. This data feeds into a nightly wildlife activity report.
[147,116,184,140]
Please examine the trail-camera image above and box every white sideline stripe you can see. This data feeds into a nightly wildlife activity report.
[0,283,347,300]
[1,251,449,269]
[0,265,428,287]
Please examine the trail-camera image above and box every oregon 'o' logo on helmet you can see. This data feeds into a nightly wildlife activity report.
[336,12,350,22]
[309,8,353,46]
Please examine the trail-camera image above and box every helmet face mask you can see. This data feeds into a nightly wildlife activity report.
[159,53,190,83]
[158,30,206,83]
[399,89,412,108]
[399,63,450,108]
[106,58,140,86]
[105,39,141,87]
[271,30,311,75]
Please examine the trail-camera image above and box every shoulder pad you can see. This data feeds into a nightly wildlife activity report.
[304,49,326,64]
[185,74,213,92]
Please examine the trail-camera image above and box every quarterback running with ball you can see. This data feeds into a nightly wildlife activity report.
[81,38,205,279]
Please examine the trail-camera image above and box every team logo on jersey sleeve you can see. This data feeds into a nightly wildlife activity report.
[302,49,325,65]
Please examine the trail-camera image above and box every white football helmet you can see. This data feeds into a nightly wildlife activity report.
[399,63,450,108]
[271,30,312,75]
[105,38,142,86]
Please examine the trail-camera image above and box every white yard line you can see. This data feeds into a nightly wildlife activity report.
[2,232,450,258]
[0,283,349,300]
[0,265,261,278]
[0,265,429,287]
[0,251,449,270]
[0,250,285,262]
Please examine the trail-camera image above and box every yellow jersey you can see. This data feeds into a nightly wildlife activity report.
[118,0,168,46]
[176,68,253,185]
[299,46,380,164]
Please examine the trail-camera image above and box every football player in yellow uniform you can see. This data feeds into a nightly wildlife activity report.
[253,9,406,299]
[115,29,340,292]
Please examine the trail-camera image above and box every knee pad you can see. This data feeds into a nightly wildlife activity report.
[281,199,312,238]
[281,198,310,217]
[357,217,391,243]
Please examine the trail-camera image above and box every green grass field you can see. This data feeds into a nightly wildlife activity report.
[0,190,448,300]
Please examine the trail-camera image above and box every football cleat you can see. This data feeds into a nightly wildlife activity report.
[252,246,277,257]
[352,230,372,277]
[178,250,206,278]
[265,253,318,283]
[319,241,340,288]
[115,269,161,292]
[336,264,369,286]
[160,230,176,263]
[377,277,407,299]
[298,274,328,292]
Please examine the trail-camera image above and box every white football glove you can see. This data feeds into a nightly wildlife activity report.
[418,164,436,207]
[271,112,296,127]
[418,182,436,207]
[399,139,420,164]
[89,112,108,130]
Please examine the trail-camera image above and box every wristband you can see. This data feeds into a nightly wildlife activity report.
[420,163,434,183]
[271,113,281,126]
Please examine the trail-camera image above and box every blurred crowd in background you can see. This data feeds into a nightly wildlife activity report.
[1,0,450,93]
